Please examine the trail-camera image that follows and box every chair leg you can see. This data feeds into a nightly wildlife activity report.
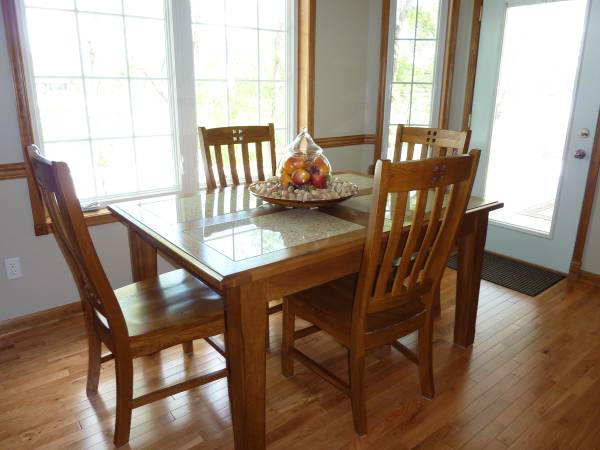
[418,313,435,399]
[432,280,442,317]
[113,357,134,447]
[348,347,367,435]
[182,341,194,353]
[281,297,295,377]
[85,328,102,395]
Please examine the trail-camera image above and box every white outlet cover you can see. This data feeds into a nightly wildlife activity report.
[4,257,23,280]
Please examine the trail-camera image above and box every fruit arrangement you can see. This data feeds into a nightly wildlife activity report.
[280,154,331,189]
[277,128,333,190]
[250,128,357,207]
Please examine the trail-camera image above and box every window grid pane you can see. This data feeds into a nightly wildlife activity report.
[388,0,440,158]
[24,1,179,203]
[191,0,289,183]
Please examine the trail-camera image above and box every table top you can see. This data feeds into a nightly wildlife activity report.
[109,172,502,289]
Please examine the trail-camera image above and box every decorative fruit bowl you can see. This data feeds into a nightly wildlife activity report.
[248,129,358,208]
[249,177,359,208]
[278,128,333,188]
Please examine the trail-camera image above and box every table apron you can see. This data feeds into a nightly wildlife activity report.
[263,251,362,299]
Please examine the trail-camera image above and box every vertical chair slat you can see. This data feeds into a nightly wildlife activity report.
[241,142,252,183]
[407,186,446,288]
[268,123,277,177]
[214,146,227,188]
[394,125,405,162]
[391,189,428,295]
[199,128,216,189]
[406,142,416,160]
[373,192,409,298]
[256,141,265,181]
[228,143,239,185]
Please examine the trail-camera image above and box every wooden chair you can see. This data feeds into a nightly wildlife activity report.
[198,123,282,340]
[27,145,227,447]
[392,124,471,162]
[392,125,472,314]
[281,150,480,435]
[198,123,277,189]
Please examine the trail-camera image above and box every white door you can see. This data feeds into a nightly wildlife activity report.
[470,0,600,272]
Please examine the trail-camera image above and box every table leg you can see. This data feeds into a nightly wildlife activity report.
[454,212,489,347]
[128,228,157,282]
[224,282,267,450]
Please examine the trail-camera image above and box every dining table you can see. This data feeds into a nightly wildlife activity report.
[109,171,503,450]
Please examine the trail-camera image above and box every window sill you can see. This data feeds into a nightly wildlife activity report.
[41,208,117,235]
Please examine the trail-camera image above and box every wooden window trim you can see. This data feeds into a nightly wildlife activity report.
[461,0,483,130]
[297,0,316,134]
[438,0,461,129]
[2,0,50,235]
[0,162,27,180]
[2,0,119,234]
[373,0,391,165]
[315,134,376,148]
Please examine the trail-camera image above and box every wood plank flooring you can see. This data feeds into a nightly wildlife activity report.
[1,269,600,449]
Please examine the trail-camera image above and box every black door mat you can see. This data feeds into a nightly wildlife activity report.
[447,252,564,297]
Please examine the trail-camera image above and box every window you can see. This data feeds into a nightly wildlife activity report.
[191,0,291,151]
[18,0,294,205]
[384,0,445,158]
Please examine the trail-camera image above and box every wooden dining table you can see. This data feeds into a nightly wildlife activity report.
[109,172,503,449]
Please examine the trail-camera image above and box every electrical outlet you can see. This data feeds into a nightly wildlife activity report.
[4,257,23,280]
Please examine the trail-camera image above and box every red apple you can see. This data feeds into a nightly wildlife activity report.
[283,155,306,174]
[310,172,328,189]
[291,168,311,186]
[311,156,330,175]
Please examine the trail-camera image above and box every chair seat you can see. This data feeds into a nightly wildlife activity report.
[114,269,225,354]
[289,275,425,347]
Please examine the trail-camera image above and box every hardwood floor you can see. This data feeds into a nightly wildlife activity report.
[1,270,599,449]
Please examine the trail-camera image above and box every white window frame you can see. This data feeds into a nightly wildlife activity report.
[16,0,296,205]
[381,0,449,158]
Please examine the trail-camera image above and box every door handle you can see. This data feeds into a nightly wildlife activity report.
[574,149,586,159]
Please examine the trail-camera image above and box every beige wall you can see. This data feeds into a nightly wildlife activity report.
[314,0,381,171]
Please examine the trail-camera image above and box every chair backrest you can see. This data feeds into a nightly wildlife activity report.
[27,145,130,345]
[392,125,471,162]
[352,150,480,328]
[198,123,277,189]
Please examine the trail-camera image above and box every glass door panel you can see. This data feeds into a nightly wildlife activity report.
[485,0,586,234]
